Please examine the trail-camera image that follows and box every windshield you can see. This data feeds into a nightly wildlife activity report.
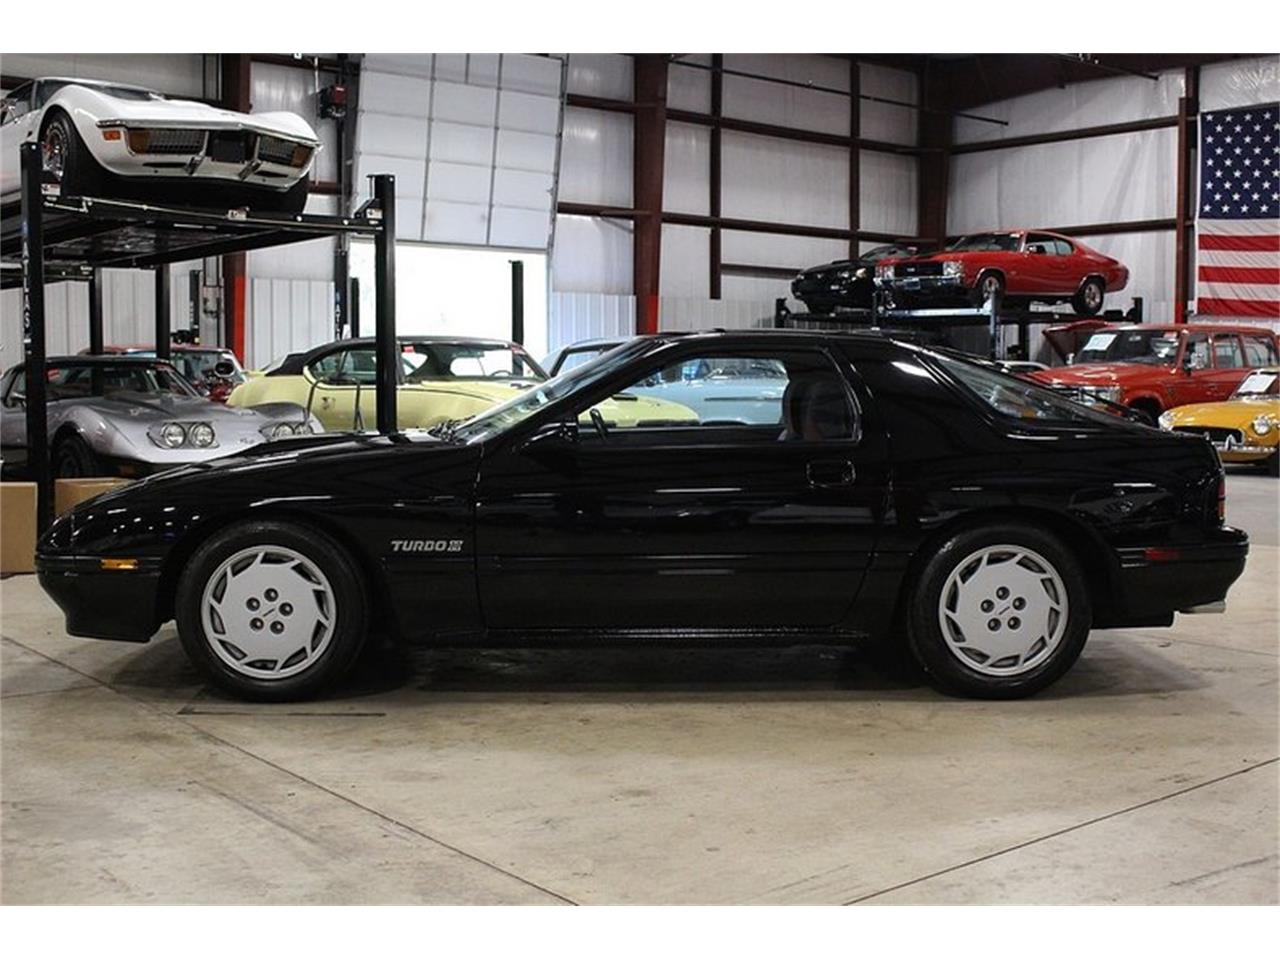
[402,342,546,383]
[863,244,911,262]
[946,233,1021,253]
[1235,370,1279,397]
[929,351,1105,424]
[41,362,198,400]
[447,340,651,443]
[1075,329,1181,366]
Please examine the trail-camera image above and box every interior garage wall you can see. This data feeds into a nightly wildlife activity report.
[948,69,1185,320]
[549,54,921,351]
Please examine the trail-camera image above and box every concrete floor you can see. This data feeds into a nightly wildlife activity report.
[2,471,1276,905]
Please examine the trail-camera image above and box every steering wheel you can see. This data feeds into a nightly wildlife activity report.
[589,407,609,440]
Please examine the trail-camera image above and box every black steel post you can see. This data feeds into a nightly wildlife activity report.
[155,266,171,360]
[509,259,524,346]
[20,142,52,531]
[349,276,361,338]
[334,242,349,340]
[87,267,104,355]
[188,269,202,340]
[372,174,397,434]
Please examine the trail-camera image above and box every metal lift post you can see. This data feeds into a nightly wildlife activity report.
[19,142,52,531]
[372,174,397,435]
[88,267,104,355]
[155,266,171,361]
[510,259,524,347]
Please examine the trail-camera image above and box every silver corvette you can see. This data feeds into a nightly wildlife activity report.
[0,355,318,478]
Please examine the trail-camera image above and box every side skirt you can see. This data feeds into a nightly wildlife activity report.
[424,625,870,649]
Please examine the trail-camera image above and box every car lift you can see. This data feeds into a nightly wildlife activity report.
[1,142,400,532]
[774,291,1144,360]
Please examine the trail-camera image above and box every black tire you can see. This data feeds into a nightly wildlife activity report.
[41,110,101,198]
[970,271,1005,308]
[175,520,368,701]
[1072,277,1106,316]
[52,433,103,478]
[1128,398,1162,422]
[906,523,1091,699]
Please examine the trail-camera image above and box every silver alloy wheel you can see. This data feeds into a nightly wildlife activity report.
[199,544,336,680]
[937,544,1069,677]
[1082,281,1103,310]
[42,125,66,179]
[981,275,1001,297]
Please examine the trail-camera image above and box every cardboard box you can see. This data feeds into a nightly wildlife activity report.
[1,482,38,575]
[55,477,133,517]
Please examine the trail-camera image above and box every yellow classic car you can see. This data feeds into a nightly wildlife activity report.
[1159,367,1279,475]
[228,336,698,432]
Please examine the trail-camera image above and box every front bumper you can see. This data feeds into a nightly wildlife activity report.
[1100,527,1249,627]
[1214,442,1276,463]
[35,555,164,642]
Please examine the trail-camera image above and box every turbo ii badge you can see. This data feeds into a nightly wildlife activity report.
[390,539,464,554]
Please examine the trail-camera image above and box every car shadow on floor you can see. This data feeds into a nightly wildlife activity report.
[100,629,1210,708]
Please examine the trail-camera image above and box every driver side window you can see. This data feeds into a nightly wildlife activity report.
[1186,335,1211,370]
[576,350,860,445]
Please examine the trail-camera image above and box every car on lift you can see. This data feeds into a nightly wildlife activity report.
[229,336,696,432]
[876,230,1129,316]
[0,355,316,479]
[36,331,1246,702]
[87,344,247,402]
[1159,368,1280,475]
[1028,322,1280,420]
[0,78,320,213]
[791,243,922,314]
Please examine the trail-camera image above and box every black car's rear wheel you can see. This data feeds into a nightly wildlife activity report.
[176,520,368,701]
[906,524,1091,699]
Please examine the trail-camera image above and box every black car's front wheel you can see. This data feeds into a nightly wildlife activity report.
[175,520,368,701]
[906,524,1091,699]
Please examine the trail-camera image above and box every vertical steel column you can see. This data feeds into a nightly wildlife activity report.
[510,259,525,346]
[633,55,668,334]
[220,54,251,362]
[349,276,361,338]
[87,267,104,355]
[154,266,171,360]
[372,174,398,435]
[708,54,723,300]
[916,61,951,251]
[19,142,52,531]
[848,60,862,260]
[1174,65,1200,324]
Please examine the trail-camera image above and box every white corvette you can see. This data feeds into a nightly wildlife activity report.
[0,77,321,212]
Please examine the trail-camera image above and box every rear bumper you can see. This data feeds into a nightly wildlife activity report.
[1100,527,1249,627]
[35,555,163,642]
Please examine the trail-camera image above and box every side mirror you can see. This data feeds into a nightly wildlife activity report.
[522,419,578,455]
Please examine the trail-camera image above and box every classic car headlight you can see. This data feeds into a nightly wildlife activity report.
[1251,415,1274,436]
[1081,385,1123,404]
[260,421,312,439]
[157,422,187,448]
[876,264,895,280]
[942,260,964,278]
[189,423,216,447]
[1158,411,1175,431]
[836,269,853,280]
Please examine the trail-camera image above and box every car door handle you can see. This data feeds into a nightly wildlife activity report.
[807,459,855,488]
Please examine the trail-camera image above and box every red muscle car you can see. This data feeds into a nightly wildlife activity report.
[876,230,1129,315]
[1027,322,1280,418]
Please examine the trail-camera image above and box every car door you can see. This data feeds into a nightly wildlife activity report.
[1208,333,1251,398]
[1022,233,1069,296]
[0,368,29,467]
[473,343,890,631]
[303,346,381,431]
[1170,333,1214,407]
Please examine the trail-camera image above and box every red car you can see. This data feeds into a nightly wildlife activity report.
[877,229,1129,315]
[1028,322,1280,419]
[85,344,246,402]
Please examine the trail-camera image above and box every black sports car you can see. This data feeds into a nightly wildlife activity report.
[36,331,1247,701]
[791,244,921,314]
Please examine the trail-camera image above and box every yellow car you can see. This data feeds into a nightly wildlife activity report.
[1159,367,1280,475]
[228,336,697,432]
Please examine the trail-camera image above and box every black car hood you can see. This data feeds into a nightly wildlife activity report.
[799,259,861,277]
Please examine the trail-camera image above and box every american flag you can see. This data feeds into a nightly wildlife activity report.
[1196,102,1280,321]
